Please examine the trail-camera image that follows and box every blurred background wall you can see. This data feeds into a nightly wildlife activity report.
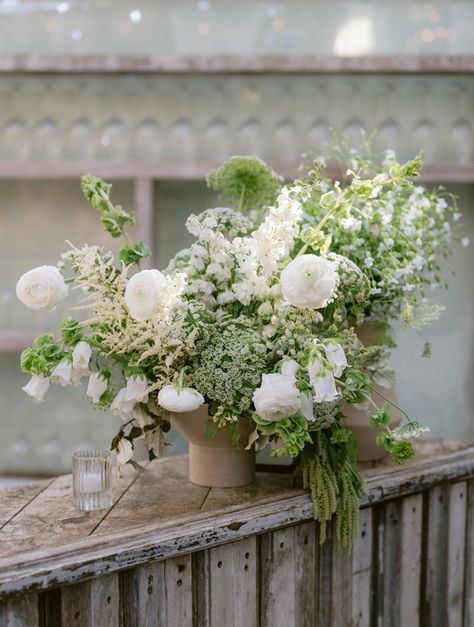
[0,0,473,474]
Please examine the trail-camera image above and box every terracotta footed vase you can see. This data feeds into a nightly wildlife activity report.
[344,323,402,462]
[171,405,256,487]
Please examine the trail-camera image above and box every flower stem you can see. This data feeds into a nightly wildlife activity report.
[370,385,414,424]
[238,185,247,214]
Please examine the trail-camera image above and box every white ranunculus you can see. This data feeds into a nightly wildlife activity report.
[51,361,72,387]
[280,254,337,309]
[252,373,301,422]
[116,438,134,466]
[16,265,68,312]
[86,373,108,404]
[111,376,149,420]
[124,269,166,321]
[324,343,348,378]
[308,359,340,403]
[157,385,204,413]
[22,375,50,403]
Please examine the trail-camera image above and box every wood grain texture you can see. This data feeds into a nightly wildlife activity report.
[351,508,373,627]
[120,561,165,627]
[294,521,317,627]
[61,574,119,627]
[463,479,474,626]
[400,493,423,627]
[446,482,467,627]
[0,481,52,528]
[0,594,38,626]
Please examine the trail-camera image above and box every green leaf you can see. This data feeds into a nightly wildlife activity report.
[20,334,64,376]
[129,426,143,439]
[119,241,152,266]
[369,403,390,428]
[60,317,83,346]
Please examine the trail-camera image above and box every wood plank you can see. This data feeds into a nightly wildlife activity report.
[120,561,165,627]
[317,523,333,627]
[0,481,52,528]
[192,551,210,627]
[163,555,193,627]
[331,540,352,626]
[259,527,296,627]
[61,574,119,627]
[383,500,403,626]
[208,537,257,627]
[0,469,139,559]
[294,522,317,627]
[400,494,423,627]
[352,508,373,627]
[1,53,474,74]
[38,588,61,627]
[463,479,474,626]
[0,594,38,626]
[447,482,467,627]
[423,484,449,627]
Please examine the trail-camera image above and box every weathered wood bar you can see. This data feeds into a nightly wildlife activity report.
[0,439,473,627]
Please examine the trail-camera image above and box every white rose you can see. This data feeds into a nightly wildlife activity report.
[16,265,68,312]
[22,375,50,403]
[324,343,348,378]
[157,385,204,412]
[51,361,72,387]
[86,373,108,404]
[280,254,337,309]
[252,373,301,422]
[124,269,166,321]
[116,438,134,466]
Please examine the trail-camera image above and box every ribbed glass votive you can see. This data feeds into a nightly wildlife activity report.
[72,450,113,511]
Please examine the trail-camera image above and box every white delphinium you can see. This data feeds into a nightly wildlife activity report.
[324,343,348,377]
[307,356,340,403]
[22,375,50,402]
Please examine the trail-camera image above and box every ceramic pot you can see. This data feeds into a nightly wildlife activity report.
[171,405,256,487]
[344,323,402,462]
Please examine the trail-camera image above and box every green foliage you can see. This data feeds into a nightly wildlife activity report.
[81,174,135,239]
[206,156,281,214]
[253,413,312,458]
[376,433,415,464]
[20,334,64,376]
[119,241,152,266]
[369,403,390,428]
[341,370,371,404]
[60,318,83,347]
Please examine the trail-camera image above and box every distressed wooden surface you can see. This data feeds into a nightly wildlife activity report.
[0,440,473,626]
[0,439,473,600]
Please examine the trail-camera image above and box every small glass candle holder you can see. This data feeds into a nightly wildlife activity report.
[72,450,113,511]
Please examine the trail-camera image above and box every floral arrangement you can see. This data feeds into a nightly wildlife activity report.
[16,149,464,549]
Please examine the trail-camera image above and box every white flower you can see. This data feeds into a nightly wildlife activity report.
[22,375,50,402]
[281,359,299,380]
[158,385,205,412]
[324,343,347,378]
[116,438,133,466]
[252,373,301,422]
[280,255,337,309]
[124,269,166,321]
[341,216,362,232]
[71,341,92,382]
[308,359,339,403]
[16,265,68,312]
[51,361,72,387]
[462,237,470,248]
[111,376,149,419]
[86,373,108,404]
[300,392,315,421]
[364,257,374,268]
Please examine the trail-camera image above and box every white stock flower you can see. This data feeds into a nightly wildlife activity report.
[324,343,348,378]
[158,385,204,413]
[280,255,337,309]
[86,372,108,404]
[22,375,50,402]
[111,376,149,420]
[116,438,133,466]
[252,373,301,422]
[124,269,166,321]
[51,361,72,387]
[16,265,68,312]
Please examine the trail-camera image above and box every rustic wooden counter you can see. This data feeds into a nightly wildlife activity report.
[0,439,473,627]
